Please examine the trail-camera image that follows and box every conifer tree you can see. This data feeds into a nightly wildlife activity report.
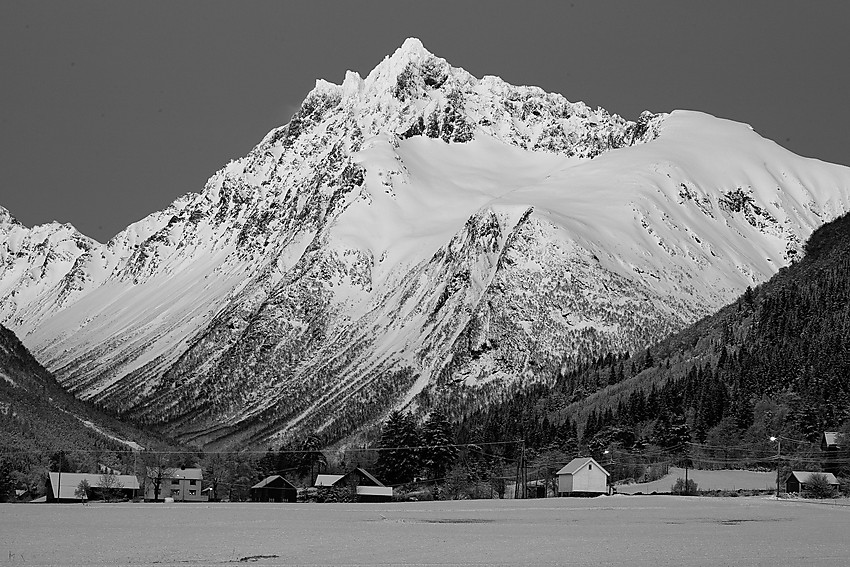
[420,410,457,481]
[376,411,420,485]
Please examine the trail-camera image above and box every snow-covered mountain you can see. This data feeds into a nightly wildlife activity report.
[3,38,850,448]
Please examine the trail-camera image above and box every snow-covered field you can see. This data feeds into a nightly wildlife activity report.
[616,467,776,494]
[2,496,848,566]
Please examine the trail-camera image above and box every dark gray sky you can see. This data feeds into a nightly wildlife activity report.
[2,1,849,243]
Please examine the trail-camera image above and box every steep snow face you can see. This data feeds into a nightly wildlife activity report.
[3,39,850,448]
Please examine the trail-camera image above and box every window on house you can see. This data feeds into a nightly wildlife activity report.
[189,480,197,486]
[171,489,180,496]
[172,480,180,485]
[189,490,196,496]
[589,464,592,470]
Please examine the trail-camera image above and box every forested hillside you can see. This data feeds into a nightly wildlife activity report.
[455,212,850,478]
[0,324,179,500]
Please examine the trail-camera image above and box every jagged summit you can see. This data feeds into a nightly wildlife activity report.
[363,37,452,90]
[372,37,436,74]
[3,41,850,449]
[314,38,442,98]
[0,205,17,225]
[272,36,658,163]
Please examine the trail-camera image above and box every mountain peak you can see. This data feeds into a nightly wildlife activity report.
[364,37,451,91]
[395,37,430,59]
[300,39,437,106]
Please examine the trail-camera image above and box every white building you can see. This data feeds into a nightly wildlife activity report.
[556,457,609,496]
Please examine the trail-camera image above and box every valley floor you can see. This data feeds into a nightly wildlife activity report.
[2,496,849,566]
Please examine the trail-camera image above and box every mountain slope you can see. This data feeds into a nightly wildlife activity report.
[456,211,850,459]
[3,39,850,448]
[0,322,157,454]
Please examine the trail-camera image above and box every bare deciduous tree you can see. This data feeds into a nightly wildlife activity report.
[139,452,176,502]
[74,479,90,504]
[98,471,124,502]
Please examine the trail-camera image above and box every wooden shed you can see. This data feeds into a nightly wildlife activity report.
[556,457,609,496]
[251,475,297,502]
[784,471,839,494]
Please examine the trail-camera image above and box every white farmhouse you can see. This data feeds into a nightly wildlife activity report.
[556,457,609,496]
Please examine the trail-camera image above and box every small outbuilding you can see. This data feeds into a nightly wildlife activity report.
[784,471,839,494]
[556,457,609,496]
[820,432,843,451]
[251,475,297,503]
[820,432,845,475]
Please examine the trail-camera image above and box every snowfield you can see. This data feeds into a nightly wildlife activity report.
[2,496,848,566]
[616,466,776,494]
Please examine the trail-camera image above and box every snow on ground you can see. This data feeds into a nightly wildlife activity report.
[53,406,144,451]
[74,416,145,451]
[0,371,16,387]
[2,497,847,566]
[616,466,776,494]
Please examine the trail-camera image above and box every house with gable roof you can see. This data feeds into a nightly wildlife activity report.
[556,457,609,496]
[251,475,297,502]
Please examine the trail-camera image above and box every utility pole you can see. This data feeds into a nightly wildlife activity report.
[514,445,521,499]
[522,440,527,499]
[770,436,781,496]
[57,451,63,502]
[515,440,527,499]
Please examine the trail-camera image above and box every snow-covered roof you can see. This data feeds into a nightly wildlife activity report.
[345,468,385,487]
[314,474,344,487]
[48,472,140,499]
[821,432,843,448]
[146,467,203,480]
[556,457,610,477]
[787,471,838,485]
[170,467,203,480]
[252,475,295,489]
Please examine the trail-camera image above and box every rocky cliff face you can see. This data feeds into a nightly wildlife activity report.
[3,38,850,448]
